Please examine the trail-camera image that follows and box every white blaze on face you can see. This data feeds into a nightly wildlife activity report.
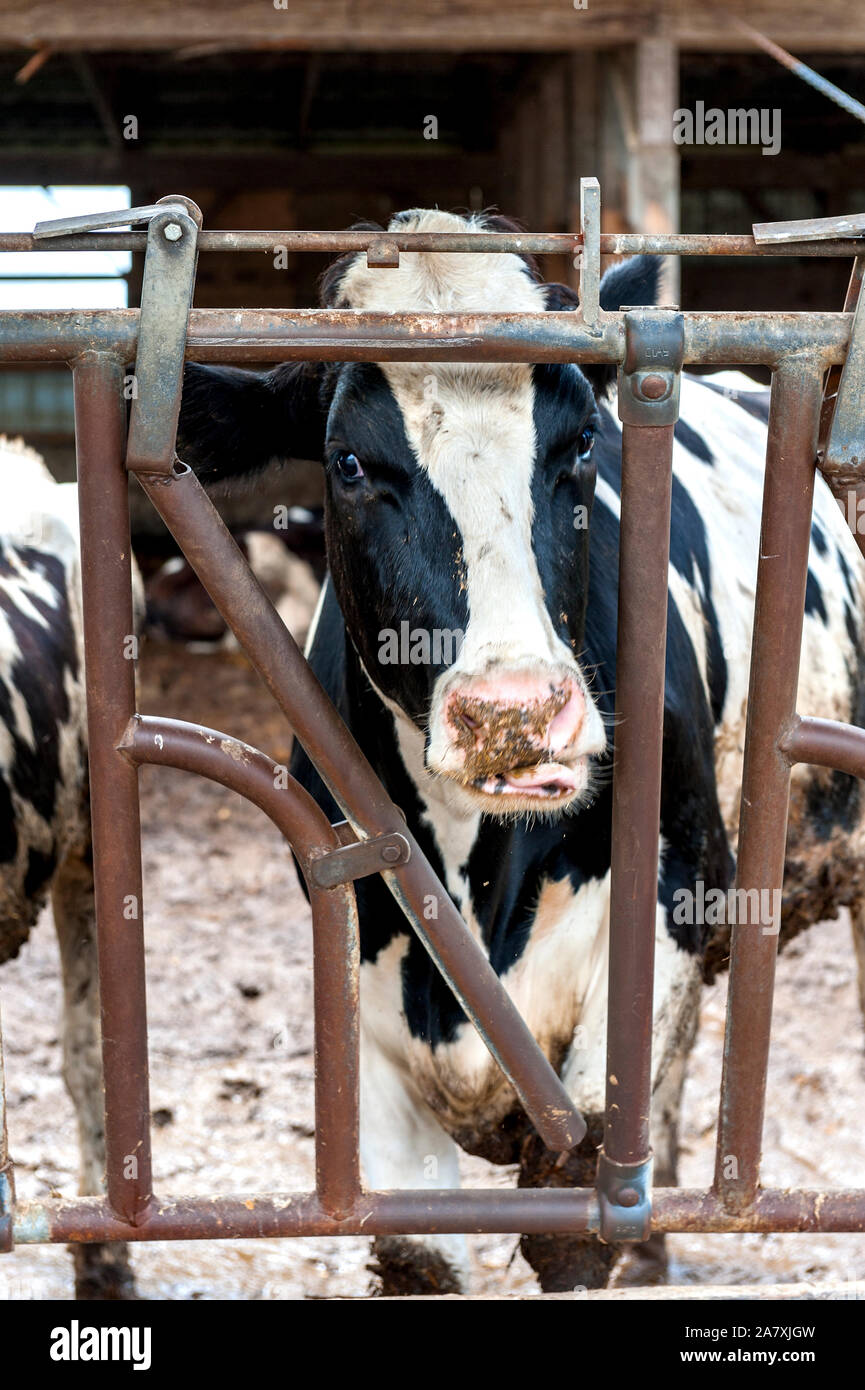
[338,211,606,777]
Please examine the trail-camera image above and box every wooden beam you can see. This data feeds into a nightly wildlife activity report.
[629,37,680,299]
[3,1,865,53]
[0,149,500,195]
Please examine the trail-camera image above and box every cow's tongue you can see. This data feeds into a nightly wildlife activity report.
[502,762,579,795]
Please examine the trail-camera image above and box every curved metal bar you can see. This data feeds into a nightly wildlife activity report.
[780,714,865,779]
[121,715,361,1219]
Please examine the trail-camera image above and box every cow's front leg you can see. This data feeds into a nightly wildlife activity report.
[361,1039,469,1295]
[52,848,135,1300]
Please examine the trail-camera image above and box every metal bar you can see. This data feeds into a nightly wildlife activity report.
[602,425,676,1168]
[120,716,361,1219]
[125,202,201,475]
[137,464,586,1154]
[0,1005,13,1252]
[73,352,153,1224]
[0,309,853,369]
[713,356,826,1213]
[781,715,865,780]
[3,230,864,256]
[11,1186,865,1246]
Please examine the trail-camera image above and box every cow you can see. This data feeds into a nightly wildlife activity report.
[176,209,865,1295]
[0,438,135,1299]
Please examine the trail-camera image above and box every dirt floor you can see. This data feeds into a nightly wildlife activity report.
[2,639,865,1300]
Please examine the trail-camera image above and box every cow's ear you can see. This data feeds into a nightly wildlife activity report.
[176,361,327,485]
[543,255,661,398]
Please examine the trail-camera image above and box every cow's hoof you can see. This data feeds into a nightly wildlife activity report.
[367,1236,465,1296]
[519,1231,618,1292]
[72,1243,137,1300]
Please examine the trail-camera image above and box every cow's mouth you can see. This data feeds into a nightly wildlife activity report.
[470,757,587,802]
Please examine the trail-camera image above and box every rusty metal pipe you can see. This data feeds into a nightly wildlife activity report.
[0,309,853,370]
[603,424,676,1169]
[137,465,586,1153]
[781,715,865,778]
[1,230,862,257]
[713,357,826,1212]
[120,715,362,1219]
[12,1185,865,1245]
[73,353,153,1223]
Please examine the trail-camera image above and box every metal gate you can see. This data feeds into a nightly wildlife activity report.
[2,182,865,1258]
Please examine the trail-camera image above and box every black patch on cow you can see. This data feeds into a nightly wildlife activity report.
[837,545,857,606]
[804,569,828,623]
[323,363,470,724]
[675,419,714,464]
[24,844,56,898]
[0,549,77,823]
[811,522,828,556]
[176,360,326,484]
[0,769,18,863]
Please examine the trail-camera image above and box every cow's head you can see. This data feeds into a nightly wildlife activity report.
[178,209,658,818]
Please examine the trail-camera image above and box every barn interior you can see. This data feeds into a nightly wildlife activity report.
[2,3,865,527]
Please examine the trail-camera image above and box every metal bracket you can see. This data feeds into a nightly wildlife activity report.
[37,195,203,477]
[824,264,865,482]
[579,177,602,333]
[126,196,203,476]
[753,211,865,245]
[596,1150,653,1244]
[617,307,685,426]
[309,831,411,889]
[33,200,197,240]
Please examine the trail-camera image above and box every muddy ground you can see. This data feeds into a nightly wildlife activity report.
[2,639,865,1300]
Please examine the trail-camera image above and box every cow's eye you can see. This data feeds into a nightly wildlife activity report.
[334,451,365,482]
[577,427,595,460]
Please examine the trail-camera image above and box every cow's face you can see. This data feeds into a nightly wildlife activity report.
[179,210,657,819]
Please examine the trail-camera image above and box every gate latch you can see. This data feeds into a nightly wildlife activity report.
[310,831,411,889]
[596,1150,653,1244]
[35,196,203,478]
[617,307,684,426]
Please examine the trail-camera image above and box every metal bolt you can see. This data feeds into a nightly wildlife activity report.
[639,373,668,400]
[617,1186,641,1207]
[381,843,402,864]
[163,222,183,242]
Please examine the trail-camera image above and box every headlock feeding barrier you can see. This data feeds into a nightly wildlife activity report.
[2,181,865,1260]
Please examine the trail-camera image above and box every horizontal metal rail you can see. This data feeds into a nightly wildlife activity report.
[11,1188,865,1245]
[0,308,853,366]
[1,230,863,257]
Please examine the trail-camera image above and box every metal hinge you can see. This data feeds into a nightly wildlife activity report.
[309,830,411,889]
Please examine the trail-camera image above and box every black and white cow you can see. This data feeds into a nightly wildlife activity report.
[177,209,865,1295]
[0,439,134,1299]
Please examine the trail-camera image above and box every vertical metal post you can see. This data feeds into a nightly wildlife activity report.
[73,352,153,1223]
[598,309,683,1242]
[308,883,362,1219]
[713,356,824,1212]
